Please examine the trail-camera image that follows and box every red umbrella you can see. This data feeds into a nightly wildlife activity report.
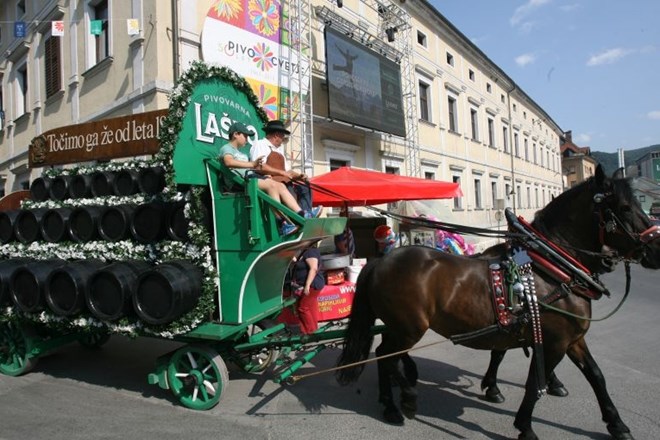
[310,167,462,207]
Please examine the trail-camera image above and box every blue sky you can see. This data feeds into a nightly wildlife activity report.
[431,0,660,153]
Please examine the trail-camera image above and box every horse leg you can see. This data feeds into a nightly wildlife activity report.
[566,337,633,440]
[375,342,403,425]
[481,349,507,403]
[546,370,569,397]
[401,353,418,387]
[375,336,418,424]
[514,351,563,440]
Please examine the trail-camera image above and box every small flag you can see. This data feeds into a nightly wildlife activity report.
[52,20,64,37]
[14,21,26,38]
[90,19,103,35]
[127,19,140,36]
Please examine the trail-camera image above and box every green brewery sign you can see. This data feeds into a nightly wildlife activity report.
[173,77,265,185]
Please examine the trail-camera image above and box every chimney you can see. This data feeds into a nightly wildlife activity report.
[564,130,572,143]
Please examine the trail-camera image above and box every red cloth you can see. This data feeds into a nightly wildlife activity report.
[297,287,320,334]
[278,281,356,328]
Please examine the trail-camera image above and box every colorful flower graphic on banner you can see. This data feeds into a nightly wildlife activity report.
[209,0,245,26]
[257,84,278,119]
[280,93,301,123]
[247,0,280,40]
[252,42,274,71]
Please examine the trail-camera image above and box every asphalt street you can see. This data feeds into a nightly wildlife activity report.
[1,264,659,440]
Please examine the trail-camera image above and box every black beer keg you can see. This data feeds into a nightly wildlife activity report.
[0,259,31,306]
[90,171,117,197]
[166,201,189,241]
[137,166,166,195]
[69,174,93,199]
[40,208,72,243]
[98,205,134,242]
[49,175,73,201]
[113,169,139,197]
[0,210,20,244]
[130,202,166,244]
[14,208,48,243]
[133,261,203,325]
[68,206,103,242]
[45,260,105,316]
[86,261,151,321]
[10,259,67,313]
[30,177,52,202]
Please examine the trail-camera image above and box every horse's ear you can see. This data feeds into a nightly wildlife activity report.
[612,167,625,180]
[595,164,607,188]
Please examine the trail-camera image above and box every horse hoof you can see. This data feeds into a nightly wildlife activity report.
[608,426,634,440]
[383,406,404,425]
[517,430,539,440]
[484,387,505,404]
[546,385,569,397]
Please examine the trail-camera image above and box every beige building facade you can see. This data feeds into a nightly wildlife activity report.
[0,0,563,249]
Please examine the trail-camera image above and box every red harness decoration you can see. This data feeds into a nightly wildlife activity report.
[488,262,512,326]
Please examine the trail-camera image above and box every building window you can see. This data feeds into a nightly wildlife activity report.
[44,36,62,98]
[15,62,28,118]
[90,0,110,65]
[447,96,457,132]
[424,171,435,180]
[514,132,520,157]
[474,178,482,209]
[418,80,430,121]
[486,82,492,93]
[385,166,400,175]
[446,52,454,66]
[535,188,539,208]
[16,0,26,18]
[527,187,531,209]
[512,103,517,112]
[533,143,537,164]
[468,69,475,81]
[517,184,522,208]
[0,83,4,131]
[501,94,505,104]
[470,108,479,141]
[491,181,498,208]
[505,183,511,203]
[487,118,495,148]
[503,126,509,153]
[524,138,529,161]
[416,30,427,47]
[329,159,348,171]
[546,151,550,169]
[523,111,527,119]
[453,175,462,209]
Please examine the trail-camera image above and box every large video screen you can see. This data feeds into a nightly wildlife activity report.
[325,27,406,137]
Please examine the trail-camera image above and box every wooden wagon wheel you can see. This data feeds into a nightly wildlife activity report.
[233,320,281,373]
[166,345,229,410]
[0,322,38,376]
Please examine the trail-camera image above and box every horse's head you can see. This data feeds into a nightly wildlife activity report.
[591,165,660,269]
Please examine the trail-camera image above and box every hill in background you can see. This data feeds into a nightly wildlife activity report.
[591,144,660,174]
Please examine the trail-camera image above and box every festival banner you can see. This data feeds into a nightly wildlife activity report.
[201,0,310,121]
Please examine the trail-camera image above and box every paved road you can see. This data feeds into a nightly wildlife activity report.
[1,264,660,440]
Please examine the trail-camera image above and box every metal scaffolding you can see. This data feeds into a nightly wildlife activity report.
[279,0,315,176]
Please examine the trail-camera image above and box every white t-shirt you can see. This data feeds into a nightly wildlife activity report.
[249,138,291,172]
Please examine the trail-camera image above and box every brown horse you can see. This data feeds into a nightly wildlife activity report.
[337,165,660,440]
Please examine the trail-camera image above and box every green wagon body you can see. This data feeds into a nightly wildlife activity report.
[0,65,365,410]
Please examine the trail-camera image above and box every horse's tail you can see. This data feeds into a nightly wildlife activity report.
[336,260,377,385]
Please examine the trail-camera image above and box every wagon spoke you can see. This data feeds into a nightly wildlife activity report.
[203,380,216,396]
[186,352,198,369]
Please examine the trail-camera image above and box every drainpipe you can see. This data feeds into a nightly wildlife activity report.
[507,84,517,214]
[171,0,180,80]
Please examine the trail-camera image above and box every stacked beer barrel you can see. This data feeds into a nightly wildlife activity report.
[0,166,204,327]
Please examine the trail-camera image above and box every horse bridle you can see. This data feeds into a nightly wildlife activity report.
[593,192,660,262]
